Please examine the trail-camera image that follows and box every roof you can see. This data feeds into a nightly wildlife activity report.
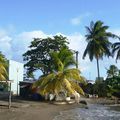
[19,80,36,84]
[0,80,14,83]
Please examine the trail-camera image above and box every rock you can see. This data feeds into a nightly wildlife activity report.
[85,106,89,109]
[79,100,87,105]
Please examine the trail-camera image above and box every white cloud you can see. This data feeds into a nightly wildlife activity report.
[0,29,12,59]
[108,29,120,43]
[0,29,90,73]
[110,29,120,36]
[11,31,51,62]
[0,29,99,80]
[54,32,90,71]
[70,13,92,26]
[70,17,82,25]
[0,28,120,80]
[67,33,90,71]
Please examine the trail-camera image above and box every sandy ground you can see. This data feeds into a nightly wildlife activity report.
[0,98,119,120]
[0,99,86,120]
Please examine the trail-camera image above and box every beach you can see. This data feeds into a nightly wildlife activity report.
[0,98,120,120]
[0,99,86,120]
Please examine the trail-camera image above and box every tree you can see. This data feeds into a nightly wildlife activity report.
[23,35,69,77]
[112,39,120,61]
[33,48,85,96]
[93,78,107,97]
[107,65,119,78]
[83,20,117,79]
[84,83,94,95]
[0,52,8,81]
[105,65,120,97]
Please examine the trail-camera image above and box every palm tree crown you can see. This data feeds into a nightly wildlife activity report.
[33,48,85,96]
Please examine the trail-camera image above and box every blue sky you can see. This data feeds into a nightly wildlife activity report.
[0,0,120,80]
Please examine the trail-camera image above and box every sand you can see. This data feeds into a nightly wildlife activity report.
[0,98,119,120]
[0,99,86,120]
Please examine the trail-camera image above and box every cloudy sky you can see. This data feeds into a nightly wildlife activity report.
[0,0,120,80]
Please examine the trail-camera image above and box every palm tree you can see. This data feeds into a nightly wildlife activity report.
[107,65,119,78]
[83,20,117,79]
[0,52,8,81]
[33,48,85,96]
[112,39,120,61]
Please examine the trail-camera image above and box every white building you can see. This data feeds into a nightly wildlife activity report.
[8,60,24,95]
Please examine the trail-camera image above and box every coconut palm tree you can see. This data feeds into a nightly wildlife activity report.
[33,48,85,96]
[112,39,120,61]
[83,20,117,79]
[0,52,8,81]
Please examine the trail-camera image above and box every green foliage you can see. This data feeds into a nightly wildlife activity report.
[105,65,120,97]
[84,65,120,98]
[84,83,94,95]
[107,65,119,78]
[0,52,8,81]
[0,82,8,91]
[50,47,76,72]
[23,35,69,77]
[33,48,85,96]
[84,79,108,97]
[93,79,107,97]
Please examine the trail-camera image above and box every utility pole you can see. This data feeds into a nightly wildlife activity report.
[17,68,19,96]
[75,51,79,69]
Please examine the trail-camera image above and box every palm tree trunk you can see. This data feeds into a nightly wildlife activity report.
[96,57,100,80]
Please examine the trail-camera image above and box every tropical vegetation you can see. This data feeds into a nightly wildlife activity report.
[105,65,120,97]
[0,52,8,81]
[0,52,8,91]
[23,35,69,78]
[22,20,120,99]
[84,65,120,98]
[32,48,85,97]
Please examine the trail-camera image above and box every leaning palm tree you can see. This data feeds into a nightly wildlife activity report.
[0,52,8,81]
[112,39,120,61]
[83,20,117,79]
[33,48,85,97]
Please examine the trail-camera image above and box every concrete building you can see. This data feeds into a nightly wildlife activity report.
[8,60,24,95]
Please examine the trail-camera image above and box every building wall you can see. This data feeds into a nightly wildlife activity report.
[9,60,23,95]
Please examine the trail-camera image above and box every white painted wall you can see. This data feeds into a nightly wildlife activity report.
[9,60,23,95]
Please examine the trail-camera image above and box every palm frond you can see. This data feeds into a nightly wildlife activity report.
[63,78,75,94]
[70,81,84,95]
[63,68,85,83]
[112,41,120,61]
[32,73,55,88]
[50,52,64,72]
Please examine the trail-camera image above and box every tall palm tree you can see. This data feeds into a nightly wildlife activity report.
[83,20,117,79]
[33,48,85,96]
[112,39,120,61]
[0,52,8,81]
